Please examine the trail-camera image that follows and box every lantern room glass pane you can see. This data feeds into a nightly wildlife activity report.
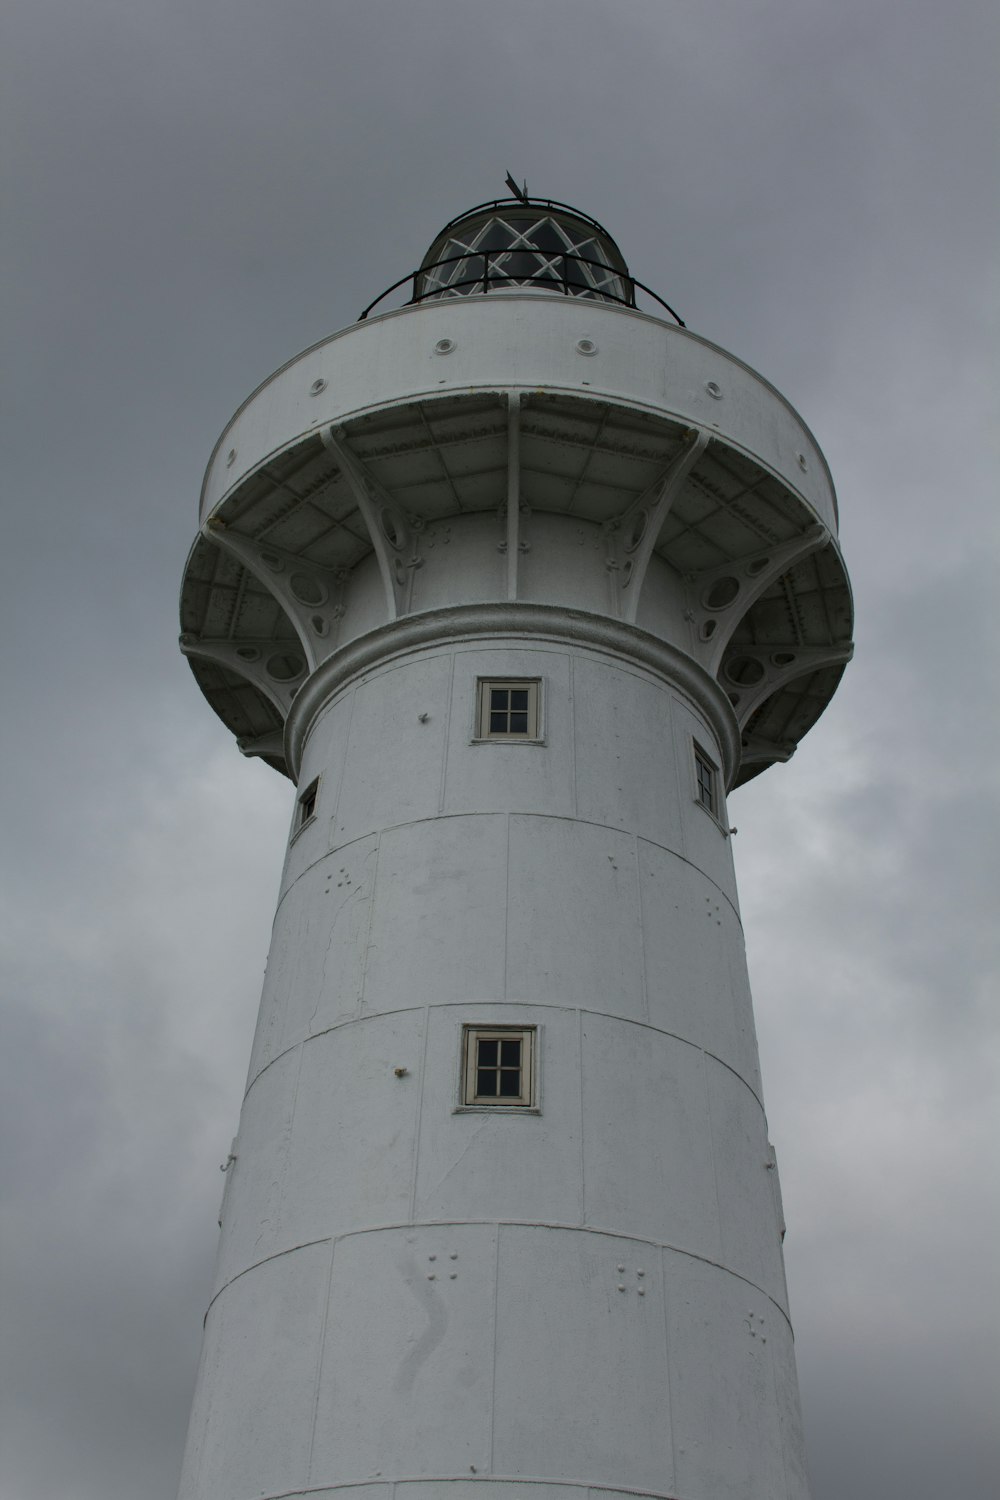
[417,209,631,306]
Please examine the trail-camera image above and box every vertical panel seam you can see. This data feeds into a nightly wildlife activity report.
[358,829,381,1016]
[660,1242,678,1496]
[503,812,510,999]
[438,651,456,815]
[703,1050,724,1262]
[634,832,649,1024]
[305,1237,336,1486]
[274,1041,306,1258]
[408,1006,431,1222]
[328,684,356,849]
[569,651,579,820]
[578,1007,587,1227]
[489,1224,502,1474]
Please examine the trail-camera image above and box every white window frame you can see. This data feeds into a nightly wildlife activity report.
[474,678,543,742]
[293,775,320,838]
[458,1024,538,1110]
[692,741,724,824]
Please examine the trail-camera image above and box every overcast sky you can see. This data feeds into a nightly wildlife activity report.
[2,2,998,1497]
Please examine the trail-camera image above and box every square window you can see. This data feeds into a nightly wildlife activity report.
[693,743,718,817]
[297,777,319,830]
[462,1025,536,1107]
[476,679,540,740]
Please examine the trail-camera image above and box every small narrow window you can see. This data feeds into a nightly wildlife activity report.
[462,1025,536,1107]
[297,777,319,829]
[476,679,540,740]
[693,744,717,816]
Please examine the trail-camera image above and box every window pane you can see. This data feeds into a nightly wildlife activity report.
[499,1039,521,1066]
[477,1039,498,1066]
[695,751,715,812]
[490,712,508,733]
[498,1069,521,1096]
[510,690,529,711]
[490,688,509,711]
[477,1068,498,1096]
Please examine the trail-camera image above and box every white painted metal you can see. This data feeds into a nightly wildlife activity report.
[198,295,837,534]
[177,230,849,1499]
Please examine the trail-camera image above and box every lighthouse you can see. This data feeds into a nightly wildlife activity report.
[177,190,853,1500]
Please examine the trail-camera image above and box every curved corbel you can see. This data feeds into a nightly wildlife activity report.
[686,524,829,677]
[721,641,854,732]
[178,633,305,717]
[203,520,348,671]
[322,428,422,620]
[603,428,709,623]
[236,730,286,762]
[739,732,797,770]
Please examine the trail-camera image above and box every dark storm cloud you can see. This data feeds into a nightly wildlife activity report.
[2,2,997,1497]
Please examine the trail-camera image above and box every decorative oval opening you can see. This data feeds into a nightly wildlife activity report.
[266,652,305,682]
[703,575,740,610]
[380,509,404,549]
[705,381,722,399]
[310,614,329,637]
[746,557,770,577]
[393,556,407,586]
[260,550,282,573]
[625,511,647,552]
[700,619,717,641]
[725,656,765,686]
[434,338,455,355]
[576,338,598,355]
[621,558,634,586]
[771,651,797,668]
[225,448,237,467]
[290,572,326,606]
[235,646,260,663]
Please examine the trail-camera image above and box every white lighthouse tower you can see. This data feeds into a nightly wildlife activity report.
[177,190,853,1500]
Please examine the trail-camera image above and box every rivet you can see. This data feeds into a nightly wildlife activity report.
[617,1284,626,1292]
[427,1274,436,1280]
[638,1288,646,1296]
[449,1272,457,1280]
[636,1269,645,1277]
[428,1254,436,1261]
[449,1253,458,1260]
[617,1264,625,1272]
[797,452,808,471]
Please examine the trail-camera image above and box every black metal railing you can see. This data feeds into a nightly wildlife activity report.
[358,249,685,326]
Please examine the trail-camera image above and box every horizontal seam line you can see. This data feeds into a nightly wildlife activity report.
[207,1219,792,1333]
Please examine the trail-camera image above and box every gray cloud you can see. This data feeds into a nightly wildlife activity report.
[2,2,997,1496]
